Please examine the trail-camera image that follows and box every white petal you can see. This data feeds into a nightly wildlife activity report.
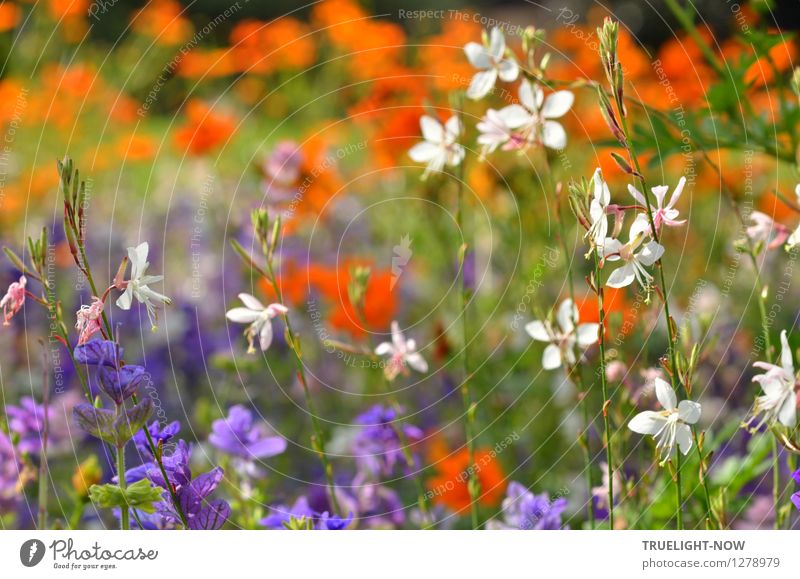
[651,185,669,208]
[497,58,519,82]
[677,400,702,424]
[406,352,428,373]
[226,308,261,324]
[444,115,462,140]
[628,411,666,435]
[408,142,440,163]
[667,177,686,209]
[780,330,794,374]
[542,91,574,119]
[464,42,490,69]
[446,144,465,168]
[654,377,677,411]
[576,323,600,348]
[627,184,647,206]
[259,320,274,351]
[557,299,577,333]
[676,424,693,455]
[606,264,635,288]
[524,320,550,342]
[542,344,562,370]
[488,27,505,60]
[542,120,567,150]
[116,286,133,310]
[467,69,497,100]
[778,394,797,428]
[496,104,532,129]
[238,293,264,311]
[518,79,536,111]
[375,342,394,356]
[419,115,444,144]
[637,241,665,267]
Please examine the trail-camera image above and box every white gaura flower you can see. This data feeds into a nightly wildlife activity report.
[494,79,574,151]
[601,216,664,290]
[525,298,599,370]
[476,108,516,155]
[116,242,172,329]
[586,168,611,251]
[746,211,790,250]
[464,27,519,100]
[408,115,464,179]
[628,377,701,464]
[226,293,288,354]
[745,330,798,431]
[375,321,428,381]
[785,185,800,250]
[628,177,687,232]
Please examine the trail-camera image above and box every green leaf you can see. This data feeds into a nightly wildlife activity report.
[89,479,164,514]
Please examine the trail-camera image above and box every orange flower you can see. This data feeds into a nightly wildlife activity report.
[48,0,87,19]
[426,439,507,512]
[131,0,192,46]
[418,17,483,92]
[311,0,367,48]
[230,17,316,75]
[117,133,156,161]
[173,100,236,156]
[328,268,397,337]
[744,36,797,88]
[177,48,238,79]
[0,2,20,31]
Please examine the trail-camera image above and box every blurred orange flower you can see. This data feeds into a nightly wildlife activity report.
[230,17,316,75]
[427,439,507,512]
[173,100,235,156]
[0,2,20,31]
[131,0,192,46]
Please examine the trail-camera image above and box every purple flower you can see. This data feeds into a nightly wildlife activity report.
[334,473,406,529]
[0,431,22,512]
[352,405,422,478]
[138,440,231,530]
[96,365,147,405]
[260,496,314,529]
[74,340,122,368]
[317,511,353,530]
[5,397,53,454]
[264,140,303,186]
[793,469,800,513]
[133,420,180,458]
[209,405,286,460]
[487,482,567,530]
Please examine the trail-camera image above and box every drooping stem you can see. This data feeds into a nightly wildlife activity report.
[592,252,614,529]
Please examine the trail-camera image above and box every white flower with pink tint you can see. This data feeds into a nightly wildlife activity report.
[75,297,105,345]
[602,216,664,290]
[375,321,428,381]
[746,211,790,251]
[745,330,798,431]
[226,293,288,354]
[116,242,172,329]
[525,298,599,370]
[464,27,519,100]
[785,185,800,251]
[628,378,701,464]
[0,275,26,325]
[493,79,574,151]
[408,115,464,179]
[628,177,687,232]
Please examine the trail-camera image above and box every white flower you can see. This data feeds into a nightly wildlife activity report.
[745,330,798,431]
[476,108,516,155]
[586,168,611,250]
[601,216,664,290]
[375,321,428,381]
[628,377,701,464]
[408,115,465,179]
[226,293,288,354]
[493,79,574,150]
[525,298,599,370]
[746,211,790,250]
[116,242,172,328]
[628,177,687,232]
[464,27,519,100]
[785,185,800,250]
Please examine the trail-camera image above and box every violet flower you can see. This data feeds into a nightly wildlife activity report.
[793,469,800,513]
[352,405,422,478]
[208,405,287,461]
[486,482,567,530]
[5,397,54,454]
[260,496,314,529]
[0,431,22,512]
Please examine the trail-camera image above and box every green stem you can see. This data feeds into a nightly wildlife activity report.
[116,440,129,531]
[593,252,614,529]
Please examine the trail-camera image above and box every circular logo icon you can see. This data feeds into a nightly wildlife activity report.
[20,539,46,567]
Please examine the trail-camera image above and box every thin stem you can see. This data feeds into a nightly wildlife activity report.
[593,252,614,529]
[116,439,129,531]
[37,347,50,530]
[454,141,480,530]
[262,253,341,515]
